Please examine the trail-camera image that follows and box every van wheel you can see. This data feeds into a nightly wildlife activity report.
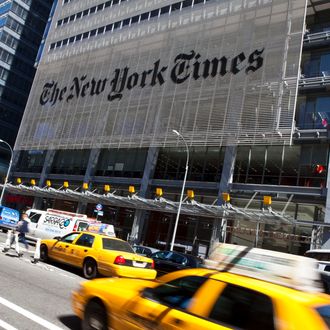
[83,259,98,279]
[40,245,48,262]
[82,301,108,330]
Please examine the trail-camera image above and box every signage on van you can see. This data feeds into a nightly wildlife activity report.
[26,208,91,240]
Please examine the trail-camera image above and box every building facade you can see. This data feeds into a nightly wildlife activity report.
[0,0,55,174]
[7,0,330,257]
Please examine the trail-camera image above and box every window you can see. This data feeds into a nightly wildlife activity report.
[105,24,113,32]
[28,212,42,223]
[144,276,207,309]
[316,305,330,327]
[102,238,134,253]
[161,6,170,14]
[171,3,182,12]
[105,1,111,8]
[140,12,149,21]
[90,29,97,36]
[113,21,121,29]
[209,284,275,330]
[61,233,80,243]
[150,9,159,18]
[122,18,130,27]
[182,0,193,8]
[131,15,139,24]
[75,234,95,247]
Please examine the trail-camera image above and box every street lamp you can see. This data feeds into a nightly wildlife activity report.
[0,139,13,206]
[170,129,189,251]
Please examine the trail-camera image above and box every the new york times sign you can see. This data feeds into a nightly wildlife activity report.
[39,48,264,106]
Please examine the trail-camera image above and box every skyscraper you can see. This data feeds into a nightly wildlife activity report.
[9,0,330,255]
[0,0,55,174]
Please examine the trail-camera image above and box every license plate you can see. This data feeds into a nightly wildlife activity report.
[133,261,147,268]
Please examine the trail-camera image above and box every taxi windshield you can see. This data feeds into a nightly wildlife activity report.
[316,305,330,328]
[102,238,134,253]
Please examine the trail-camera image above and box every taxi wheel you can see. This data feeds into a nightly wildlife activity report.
[83,259,98,279]
[40,245,48,262]
[82,301,108,330]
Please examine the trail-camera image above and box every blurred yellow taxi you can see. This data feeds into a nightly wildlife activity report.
[40,232,156,280]
[72,244,330,330]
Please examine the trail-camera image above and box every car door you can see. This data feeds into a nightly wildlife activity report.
[69,233,96,267]
[49,232,80,263]
[115,275,216,330]
[26,211,42,238]
[194,280,276,330]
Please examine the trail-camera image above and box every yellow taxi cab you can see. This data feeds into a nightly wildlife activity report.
[72,243,330,330]
[39,231,156,280]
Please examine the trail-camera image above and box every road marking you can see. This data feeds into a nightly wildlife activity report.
[0,296,64,330]
[0,319,18,330]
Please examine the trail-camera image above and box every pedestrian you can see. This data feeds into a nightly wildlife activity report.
[16,211,29,252]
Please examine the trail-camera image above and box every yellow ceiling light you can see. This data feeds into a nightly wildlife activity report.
[30,179,36,186]
[156,187,163,197]
[222,192,230,202]
[16,178,22,184]
[82,182,89,190]
[46,180,51,187]
[129,185,135,194]
[187,190,195,199]
[263,195,272,206]
[63,181,69,189]
[104,184,111,193]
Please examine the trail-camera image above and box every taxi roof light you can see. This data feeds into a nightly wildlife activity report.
[204,243,323,293]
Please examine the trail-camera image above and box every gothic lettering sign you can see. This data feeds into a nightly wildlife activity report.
[15,0,307,151]
[39,49,264,106]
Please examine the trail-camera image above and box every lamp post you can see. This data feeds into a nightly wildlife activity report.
[170,129,189,251]
[0,139,13,206]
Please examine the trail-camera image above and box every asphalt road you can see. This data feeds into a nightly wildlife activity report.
[0,232,84,330]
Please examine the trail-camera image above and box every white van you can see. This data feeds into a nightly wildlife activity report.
[26,208,92,240]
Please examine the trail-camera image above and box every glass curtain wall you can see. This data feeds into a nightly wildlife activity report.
[233,144,328,187]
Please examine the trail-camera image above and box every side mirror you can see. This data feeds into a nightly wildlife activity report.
[53,236,61,241]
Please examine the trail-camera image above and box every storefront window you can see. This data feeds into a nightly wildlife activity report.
[51,149,90,175]
[233,144,328,187]
[95,148,147,178]
[15,150,45,173]
[154,147,224,182]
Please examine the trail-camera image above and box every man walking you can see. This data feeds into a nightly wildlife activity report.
[16,211,29,252]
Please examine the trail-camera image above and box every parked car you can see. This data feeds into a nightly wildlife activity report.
[132,245,159,257]
[150,250,203,276]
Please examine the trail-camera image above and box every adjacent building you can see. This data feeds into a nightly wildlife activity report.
[0,0,55,174]
[7,0,330,256]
